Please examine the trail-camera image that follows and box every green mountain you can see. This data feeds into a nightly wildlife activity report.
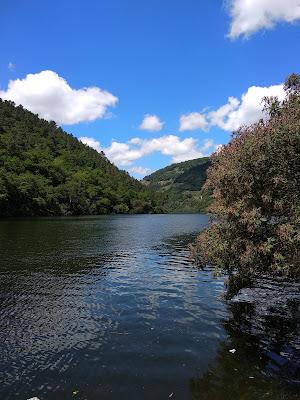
[143,157,211,212]
[0,100,163,216]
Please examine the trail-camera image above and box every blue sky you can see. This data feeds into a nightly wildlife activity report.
[1,0,300,177]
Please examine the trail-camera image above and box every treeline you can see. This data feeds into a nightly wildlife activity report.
[0,100,163,216]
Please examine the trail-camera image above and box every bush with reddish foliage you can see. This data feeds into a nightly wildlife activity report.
[192,74,300,296]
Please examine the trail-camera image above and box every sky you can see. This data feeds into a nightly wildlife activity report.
[0,0,300,178]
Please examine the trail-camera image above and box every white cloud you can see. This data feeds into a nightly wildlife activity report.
[179,112,208,131]
[128,166,152,176]
[228,0,300,39]
[80,135,219,168]
[139,114,164,131]
[179,83,285,133]
[135,135,203,164]
[209,84,285,131]
[8,62,15,71]
[105,141,143,166]
[208,96,240,129]
[79,136,102,153]
[0,70,118,125]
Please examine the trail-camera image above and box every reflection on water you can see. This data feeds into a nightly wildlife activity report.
[190,277,300,400]
[190,330,299,400]
[0,215,299,399]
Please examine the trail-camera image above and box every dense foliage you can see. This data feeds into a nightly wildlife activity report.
[192,74,300,295]
[0,100,163,216]
[143,157,211,212]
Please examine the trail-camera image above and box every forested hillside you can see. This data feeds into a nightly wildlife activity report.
[0,100,163,216]
[143,157,211,212]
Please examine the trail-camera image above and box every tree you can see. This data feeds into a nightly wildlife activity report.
[191,74,300,296]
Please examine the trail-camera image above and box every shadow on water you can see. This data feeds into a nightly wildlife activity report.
[190,276,300,400]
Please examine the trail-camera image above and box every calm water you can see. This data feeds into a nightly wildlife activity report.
[0,214,299,400]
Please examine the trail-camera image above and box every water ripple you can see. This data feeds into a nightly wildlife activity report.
[1,214,297,400]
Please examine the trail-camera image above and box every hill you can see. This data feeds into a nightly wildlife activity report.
[143,157,211,212]
[0,100,163,216]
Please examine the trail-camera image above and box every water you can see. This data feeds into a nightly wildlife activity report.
[0,214,299,399]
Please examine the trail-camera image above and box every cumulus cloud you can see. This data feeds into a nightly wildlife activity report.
[105,141,143,166]
[179,112,208,131]
[0,70,118,125]
[128,166,152,176]
[208,97,239,129]
[128,135,204,164]
[228,0,300,39]
[139,114,164,131]
[80,135,219,168]
[179,83,285,133]
[209,84,285,131]
[79,136,102,153]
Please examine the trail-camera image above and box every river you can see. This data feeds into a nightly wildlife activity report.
[0,214,299,399]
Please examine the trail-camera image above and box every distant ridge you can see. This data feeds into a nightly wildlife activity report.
[143,157,211,212]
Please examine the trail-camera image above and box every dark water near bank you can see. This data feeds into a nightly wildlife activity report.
[0,214,299,399]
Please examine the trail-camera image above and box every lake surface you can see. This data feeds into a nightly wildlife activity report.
[0,214,299,400]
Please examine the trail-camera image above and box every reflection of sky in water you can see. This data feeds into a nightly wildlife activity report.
[0,214,229,399]
[2,215,297,399]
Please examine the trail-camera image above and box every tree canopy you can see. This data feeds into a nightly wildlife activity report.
[192,74,300,295]
[0,99,163,216]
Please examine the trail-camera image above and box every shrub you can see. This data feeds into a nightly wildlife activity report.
[192,74,300,296]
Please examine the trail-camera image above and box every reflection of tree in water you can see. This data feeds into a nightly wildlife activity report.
[189,281,300,400]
